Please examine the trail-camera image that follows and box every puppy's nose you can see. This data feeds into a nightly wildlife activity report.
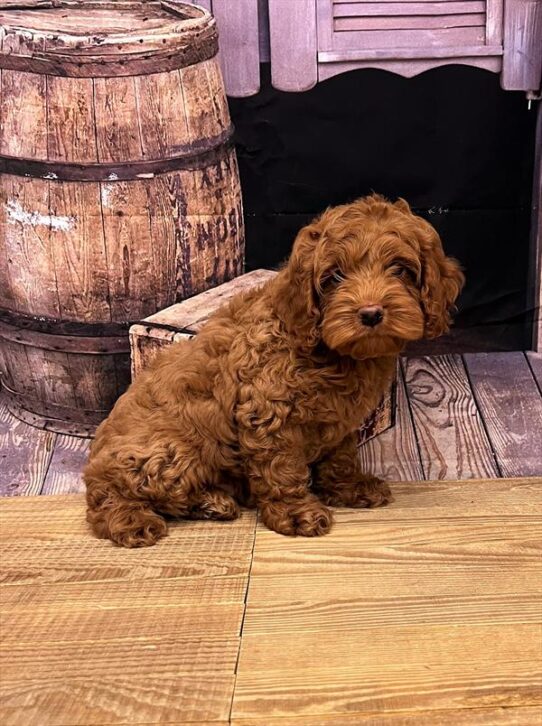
[359,306,384,327]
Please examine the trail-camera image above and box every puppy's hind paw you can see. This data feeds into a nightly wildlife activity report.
[357,476,394,508]
[316,476,394,509]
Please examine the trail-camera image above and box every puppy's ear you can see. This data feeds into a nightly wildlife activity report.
[419,224,465,339]
[272,222,323,350]
[394,197,412,214]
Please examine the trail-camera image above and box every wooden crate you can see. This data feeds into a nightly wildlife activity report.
[130,270,396,445]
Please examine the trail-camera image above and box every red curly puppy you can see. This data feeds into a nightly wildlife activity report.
[85,195,464,546]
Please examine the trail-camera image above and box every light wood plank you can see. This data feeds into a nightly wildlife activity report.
[46,76,97,163]
[0,68,47,158]
[1,601,244,643]
[269,0,318,91]
[334,2,486,16]
[0,636,240,679]
[142,269,275,328]
[233,652,542,719]
[1,175,60,318]
[318,45,503,62]
[48,180,111,323]
[328,25,486,50]
[486,0,504,45]
[93,76,143,162]
[0,494,257,726]
[464,352,542,477]
[213,0,261,96]
[403,355,499,479]
[501,0,542,91]
[242,589,542,634]
[232,477,542,721]
[359,367,423,481]
[335,14,486,31]
[237,623,542,671]
[41,435,90,495]
[2,575,248,611]
[1,673,235,725]
[232,705,542,725]
[0,499,257,586]
[0,402,56,497]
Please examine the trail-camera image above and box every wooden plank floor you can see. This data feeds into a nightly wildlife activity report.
[232,478,542,724]
[1,352,541,496]
[0,496,258,726]
[1,479,541,725]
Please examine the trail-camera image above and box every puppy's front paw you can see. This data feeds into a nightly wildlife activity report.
[317,476,394,509]
[109,510,168,548]
[260,497,333,537]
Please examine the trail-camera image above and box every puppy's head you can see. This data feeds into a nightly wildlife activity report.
[275,194,464,358]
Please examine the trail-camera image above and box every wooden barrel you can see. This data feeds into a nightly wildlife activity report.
[0,1,244,436]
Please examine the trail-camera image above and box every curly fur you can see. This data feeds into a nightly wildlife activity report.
[85,194,464,546]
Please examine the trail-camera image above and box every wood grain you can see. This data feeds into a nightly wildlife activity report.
[0,401,55,497]
[335,15,486,32]
[0,68,47,158]
[359,367,423,481]
[237,623,542,671]
[0,496,257,586]
[93,76,144,163]
[234,660,542,719]
[213,0,261,97]
[527,352,542,392]
[0,176,59,318]
[232,477,542,721]
[486,0,504,45]
[46,76,98,163]
[403,355,499,479]
[464,352,542,477]
[334,2,487,17]
[269,0,318,91]
[327,24,486,50]
[501,0,542,91]
[232,705,542,725]
[48,180,111,322]
[0,494,257,725]
[41,435,90,495]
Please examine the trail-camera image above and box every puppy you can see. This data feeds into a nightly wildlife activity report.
[84,194,464,546]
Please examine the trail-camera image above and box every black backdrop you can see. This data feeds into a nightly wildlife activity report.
[228,65,537,351]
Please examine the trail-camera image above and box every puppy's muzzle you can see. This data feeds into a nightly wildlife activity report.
[359,306,384,328]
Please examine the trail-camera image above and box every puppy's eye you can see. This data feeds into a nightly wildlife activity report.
[321,269,345,289]
[391,263,417,283]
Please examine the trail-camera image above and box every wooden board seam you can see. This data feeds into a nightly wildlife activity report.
[229,512,259,722]
[399,358,426,478]
[525,351,542,398]
[460,353,503,477]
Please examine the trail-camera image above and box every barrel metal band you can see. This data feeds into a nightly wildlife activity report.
[0,320,131,355]
[2,384,108,427]
[0,309,132,337]
[0,128,234,182]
